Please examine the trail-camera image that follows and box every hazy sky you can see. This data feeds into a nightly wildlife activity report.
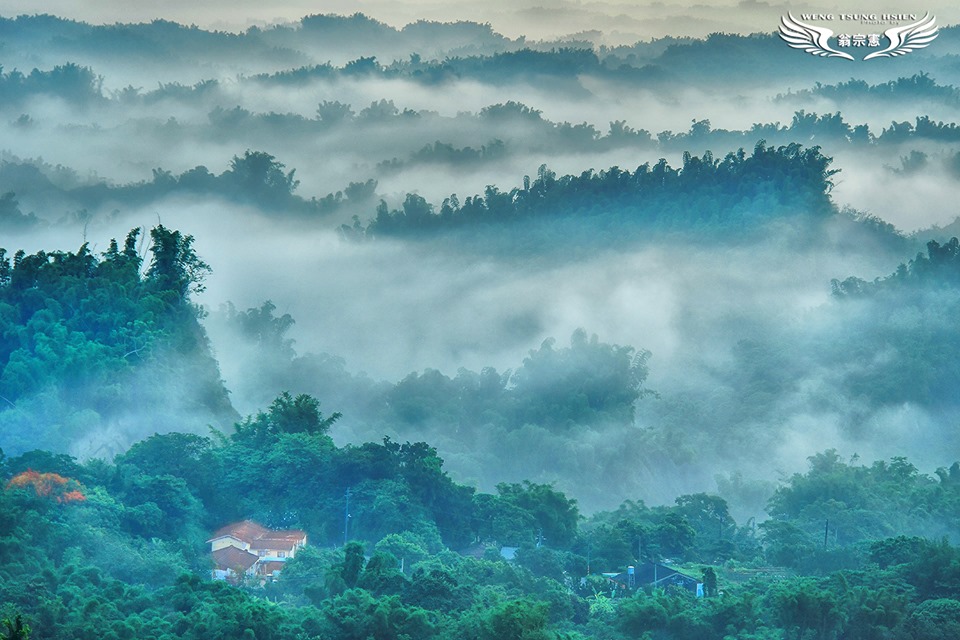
[1,1,956,41]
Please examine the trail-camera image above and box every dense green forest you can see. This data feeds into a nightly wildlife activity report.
[3,396,960,639]
[0,226,235,456]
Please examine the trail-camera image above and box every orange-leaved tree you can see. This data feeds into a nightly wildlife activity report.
[5,470,86,503]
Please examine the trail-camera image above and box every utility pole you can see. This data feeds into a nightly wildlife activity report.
[824,519,829,549]
[343,487,352,546]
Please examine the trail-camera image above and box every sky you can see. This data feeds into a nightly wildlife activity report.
[1,1,956,42]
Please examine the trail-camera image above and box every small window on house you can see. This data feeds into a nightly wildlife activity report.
[278,551,286,558]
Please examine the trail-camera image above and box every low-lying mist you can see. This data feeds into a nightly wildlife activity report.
[180,199,944,517]
[4,12,960,523]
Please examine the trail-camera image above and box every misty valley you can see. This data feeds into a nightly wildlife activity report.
[4,9,960,640]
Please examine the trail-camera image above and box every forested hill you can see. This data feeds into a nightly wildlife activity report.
[344,142,841,249]
[833,236,960,297]
[2,99,959,237]
[0,226,236,457]
[0,149,369,226]
[3,14,959,85]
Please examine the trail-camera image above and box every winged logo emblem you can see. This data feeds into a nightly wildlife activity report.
[864,13,939,60]
[778,13,854,60]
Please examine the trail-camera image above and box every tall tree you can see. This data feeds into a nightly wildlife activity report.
[145,224,210,302]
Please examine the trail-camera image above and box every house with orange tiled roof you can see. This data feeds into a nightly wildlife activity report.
[208,520,307,581]
[211,546,260,582]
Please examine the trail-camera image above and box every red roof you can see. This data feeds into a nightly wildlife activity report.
[212,546,259,571]
[208,520,306,547]
[260,561,286,575]
[250,537,299,551]
[209,520,270,542]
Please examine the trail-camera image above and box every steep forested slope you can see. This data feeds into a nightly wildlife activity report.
[0,226,236,456]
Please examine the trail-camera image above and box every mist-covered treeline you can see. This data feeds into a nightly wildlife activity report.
[203,223,960,517]
[0,150,377,228]
[3,13,960,227]
[0,226,235,458]
[351,141,838,245]
[4,14,960,88]
[6,103,960,231]
[2,7,959,517]
[6,87,960,232]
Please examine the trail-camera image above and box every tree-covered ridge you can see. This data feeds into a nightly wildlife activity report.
[0,226,234,455]
[0,63,103,107]
[348,142,838,241]
[4,14,960,85]
[0,13,518,71]
[833,237,960,297]
[0,151,376,229]
[4,95,960,230]
[6,54,960,153]
[763,451,960,571]
[251,47,611,88]
[192,98,960,154]
[777,72,960,108]
[814,237,960,410]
